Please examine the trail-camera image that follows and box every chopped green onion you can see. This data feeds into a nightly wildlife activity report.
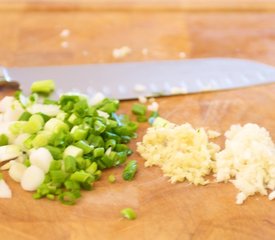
[0,173,3,180]
[23,135,35,149]
[97,160,106,170]
[94,170,102,180]
[115,151,128,165]
[44,99,58,105]
[33,192,42,199]
[9,121,26,135]
[68,113,82,125]
[84,159,92,169]
[49,160,62,171]
[64,156,77,173]
[103,132,121,142]
[121,208,137,220]
[70,127,88,141]
[23,159,31,167]
[106,119,118,129]
[63,145,83,158]
[46,194,55,200]
[136,115,148,122]
[31,80,55,94]
[58,191,79,205]
[19,111,32,121]
[23,114,44,134]
[80,182,93,191]
[8,79,140,205]
[45,146,63,160]
[98,99,119,113]
[73,99,89,117]
[70,170,91,183]
[86,162,97,174]
[50,170,68,184]
[122,160,138,181]
[37,113,51,122]
[64,180,81,191]
[49,130,72,148]
[37,184,50,196]
[94,120,106,133]
[88,135,104,148]
[75,157,86,170]
[132,103,147,116]
[14,91,28,107]
[121,135,132,144]
[115,144,129,152]
[32,131,51,148]
[31,114,46,126]
[0,134,8,146]
[105,139,116,149]
[22,122,39,134]
[93,147,104,158]
[43,175,51,184]
[44,118,68,133]
[74,140,94,154]
[114,122,138,137]
[108,174,116,183]
[56,112,67,121]
[101,155,114,168]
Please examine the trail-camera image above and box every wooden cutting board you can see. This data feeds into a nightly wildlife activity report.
[1,4,275,240]
[1,85,275,240]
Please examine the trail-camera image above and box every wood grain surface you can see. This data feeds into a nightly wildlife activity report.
[2,0,275,11]
[1,2,275,240]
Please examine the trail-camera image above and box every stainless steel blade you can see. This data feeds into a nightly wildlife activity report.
[3,58,275,100]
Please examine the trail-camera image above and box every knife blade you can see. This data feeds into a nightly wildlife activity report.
[1,58,275,100]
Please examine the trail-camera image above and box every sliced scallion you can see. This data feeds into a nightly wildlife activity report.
[31,80,55,94]
[0,134,8,146]
[5,79,140,205]
[121,208,137,220]
[108,174,116,183]
[132,103,147,116]
[122,160,138,181]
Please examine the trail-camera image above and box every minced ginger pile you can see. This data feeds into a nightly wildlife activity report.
[137,118,275,204]
[137,118,220,185]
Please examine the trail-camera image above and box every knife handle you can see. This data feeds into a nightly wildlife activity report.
[0,66,20,91]
[0,66,11,81]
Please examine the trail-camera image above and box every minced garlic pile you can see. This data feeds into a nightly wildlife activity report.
[216,123,275,204]
[137,118,220,185]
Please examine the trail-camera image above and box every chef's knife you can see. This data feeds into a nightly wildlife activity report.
[1,58,275,100]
